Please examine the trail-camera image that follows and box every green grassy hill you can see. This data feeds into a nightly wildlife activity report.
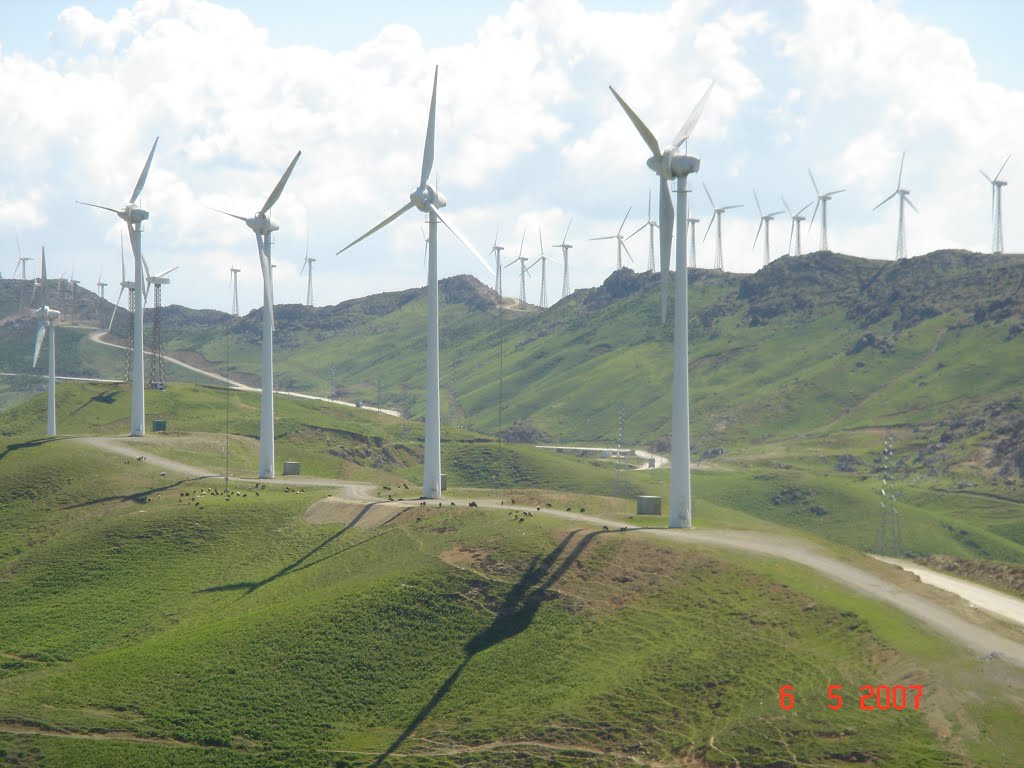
[1,435,1019,767]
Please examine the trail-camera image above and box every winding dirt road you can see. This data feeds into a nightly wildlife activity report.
[77,435,1024,669]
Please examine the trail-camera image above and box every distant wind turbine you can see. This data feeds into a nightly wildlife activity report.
[752,189,784,267]
[301,240,315,307]
[627,190,659,272]
[504,230,531,303]
[487,229,504,297]
[807,168,844,252]
[873,151,918,261]
[527,228,556,308]
[687,217,699,268]
[230,267,240,317]
[336,66,492,499]
[782,197,812,258]
[554,219,573,299]
[702,183,742,271]
[589,207,634,270]
[213,150,302,478]
[981,155,1010,254]
[31,248,60,437]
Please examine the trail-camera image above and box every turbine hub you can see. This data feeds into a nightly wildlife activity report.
[647,152,700,178]
[123,204,150,223]
[248,211,279,235]
[410,184,445,212]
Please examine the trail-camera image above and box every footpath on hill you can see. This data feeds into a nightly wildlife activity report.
[77,435,1024,669]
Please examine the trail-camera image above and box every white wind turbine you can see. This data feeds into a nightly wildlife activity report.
[487,229,504,297]
[687,217,699,268]
[527,228,556,308]
[609,80,713,529]
[589,207,634,270]
[554,219,573,299]
[627,190,658,272]
[31,248,60,437]
[782,197,813,258]
[807,168,844,252]
[873,152,918,261]
[14,239,33,310]
[981,155,1010,254]
[213,150,302,479]
[301,241,315,307]
[77,137,158,437]
[337,66,492,499]
[752,189,784,267]
[702,183,742,272]
[230,267,240,317]
[107,234,134,333]
[142,255,178,391]
[96,274,107,301]
[503,230,531,303]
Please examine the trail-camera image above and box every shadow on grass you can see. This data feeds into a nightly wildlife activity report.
[65,387,120,420]
[0,435,71,462]
[60,476,214,510]
[369,527,604,767]
[197,501,391,597]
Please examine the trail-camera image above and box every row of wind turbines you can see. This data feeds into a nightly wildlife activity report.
[24,67,1013,531]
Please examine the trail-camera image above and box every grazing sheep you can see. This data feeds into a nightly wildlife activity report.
[579,507,586,513]
[619,527,627,532]
[602,525,609,531]
[469,501,478,508]
[518,518,524,524]
[450,502,455,507]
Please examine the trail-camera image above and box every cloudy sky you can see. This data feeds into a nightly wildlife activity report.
[1,0,1022,313]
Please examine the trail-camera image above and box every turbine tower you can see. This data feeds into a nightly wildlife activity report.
[589,207,634,270]
[609,79,713,529]
[503,230,531,304]
[143,257,178,390]
[213,150,302,479]
[873,151,918,261]
[107,235,135,383]
[96,275,107,301]
[31,248,60,437]
[808,168,844,252]
[981,155,1010,254]
[527,228,555,308]
[337,66,492,499]
[702,183,742,271]
[13,240,32,310]
[752,189,784,267]
[301,245,315,307]
[554,219,573,298]
[77,137,158,437]
[230,267,240,316]
[627,190,659,272]
[687,217,699,268]
[782,197,812,257]
[487,229,504,297]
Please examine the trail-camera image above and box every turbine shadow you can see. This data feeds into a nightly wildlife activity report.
[369,528,603,767]
[60,476,213,510]
[0,435,70,462]
[66,388,120,419]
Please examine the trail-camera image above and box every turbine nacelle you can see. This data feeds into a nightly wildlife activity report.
[410,184,446,213]
[121,203,150,224]
[246,211,280,236]
[36,306,60,324]
[647,152,700,178]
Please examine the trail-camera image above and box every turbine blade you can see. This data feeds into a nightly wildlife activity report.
[420,66,439,189]
[906,197,920,214]
[808,169,820,196]
[129,137,159,204]
[256,235,274,312]
[518,229,526,258]
[337,201,415,254]
[538,227,544,255]
[658,177,673,324]
[809,199,820,228]
[722,204,743,211]
[431,204,494,274]
[208,205,250,222]
[896,151,904,190]
[980,169,994,184]
[753,189,763,216]
[527,256,542,269]
[33,321,46,367]
[752,219,763,250]
[702,216,715,242]
[782,196,793,217]
[621,238,634,264]
[996,155,1011,181]
[873,191,898,210]
[108,286,125,331]
[157,266,179,278]
[788,219,796,253]
[589,235,617,241]
[796,201,812,216]
[670,80,714,149]
[76,201,122,215]
[260,150,302,215]
[825,189,845,196]
[626,222,647,239]
[561,217,573,245]
[120,233,126,283]
[703,182,716,209]
[617,206,632,235]
[608,86,660,159]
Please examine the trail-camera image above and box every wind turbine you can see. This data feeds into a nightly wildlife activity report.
[807,168,844,252]
[108,234,134,332]
[782,197,813,258]
[77,137,158,437]
[212,150,301,479]
[589,207,634,270]
[702,183,742,271]
[752,189,784,267]
[336,66,492,499]
[873,151,918,261]
[31,248,60,437]
[503,230,531,303]
[96,274,107,301]
[687,217,699,268]
[487,229,505,297]
[609,79,713,529]
[230,267,240,316]
[527,228,555,308]
[301,241,315,307]
[981,155,1010,254]
[627,190,659,272]
[554,219,573,299]
[142,256,178,390]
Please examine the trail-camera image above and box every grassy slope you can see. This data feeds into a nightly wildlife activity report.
[3,437,1018,767]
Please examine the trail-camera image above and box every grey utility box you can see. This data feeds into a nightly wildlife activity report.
[636,496,662,516]
[440,473,448,491]
[152,420,167,432]
[283,462,301,476]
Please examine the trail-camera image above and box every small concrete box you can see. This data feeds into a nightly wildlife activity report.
[440,473,448,491]
[283,462,301,476]
[152,420,167,432]
[636,495,662,516]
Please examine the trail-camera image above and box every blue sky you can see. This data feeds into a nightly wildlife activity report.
[1,0,1023,313]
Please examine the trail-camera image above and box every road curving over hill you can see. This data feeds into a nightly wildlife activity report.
[76,434,1024,669]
